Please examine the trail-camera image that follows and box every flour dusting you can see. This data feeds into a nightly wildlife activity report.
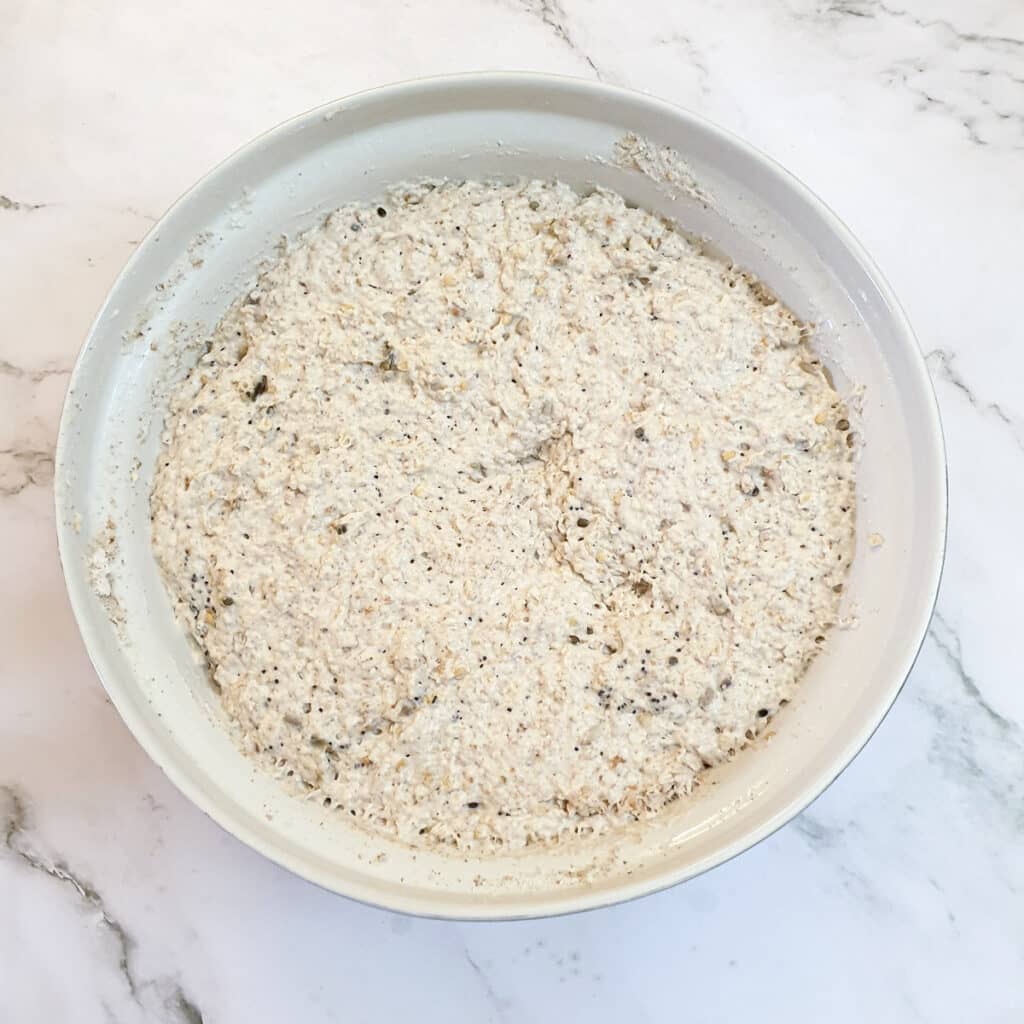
[89,517,126,631]
[613,132,714,206]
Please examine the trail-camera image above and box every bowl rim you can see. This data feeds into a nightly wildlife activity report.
[54,70,948,920]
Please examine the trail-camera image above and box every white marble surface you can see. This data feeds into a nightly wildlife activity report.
[2,0,1022,1019]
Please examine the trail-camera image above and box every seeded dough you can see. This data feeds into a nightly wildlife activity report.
[151,180,856,852]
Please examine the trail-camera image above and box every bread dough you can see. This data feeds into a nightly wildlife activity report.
[151,179,856,851]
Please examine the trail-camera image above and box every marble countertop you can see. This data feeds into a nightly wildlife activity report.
[2,0,1022,1020]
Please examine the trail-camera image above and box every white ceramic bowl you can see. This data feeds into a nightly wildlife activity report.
[55,73,946,919]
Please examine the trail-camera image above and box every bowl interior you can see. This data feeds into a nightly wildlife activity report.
[56,74,945,918]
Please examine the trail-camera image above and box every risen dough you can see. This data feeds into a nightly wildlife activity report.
[151,179,856,851]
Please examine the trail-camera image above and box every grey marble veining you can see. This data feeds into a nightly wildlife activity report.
[927,349,1024,451]
[514,0,607,79]
[2,786,205,1022]
[1,195,48,212]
